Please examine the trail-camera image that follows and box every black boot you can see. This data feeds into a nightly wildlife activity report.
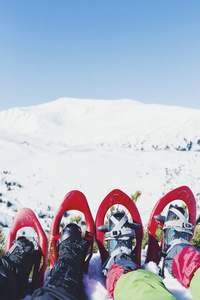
[0,236,34,300]
[31,223,88,300]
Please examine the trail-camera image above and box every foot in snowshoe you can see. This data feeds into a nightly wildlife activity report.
[0,236,35,299]
[43,223,88,299]
[57,223,84,257]
[98,210,140,276]
[156,204,194,254]
[155,205,194,276]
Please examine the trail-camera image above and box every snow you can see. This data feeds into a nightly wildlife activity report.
[0,97,199,299]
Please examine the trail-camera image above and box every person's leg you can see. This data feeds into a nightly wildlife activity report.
[0,236,34,300]
[0,261,18,300]
[189,267,200,300]
[31,223,88,300]
[102,210,176,300]
[112,268,177,300]
[170,246,200,300]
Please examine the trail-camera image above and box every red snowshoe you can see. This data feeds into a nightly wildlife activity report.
[48,190,95,274]
[95,189,143,267]
[5,207,48,294]
[145,186,196,264]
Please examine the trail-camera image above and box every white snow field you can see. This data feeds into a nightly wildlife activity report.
[0,97,199,299]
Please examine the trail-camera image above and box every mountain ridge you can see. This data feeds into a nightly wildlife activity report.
[0,97,200,152]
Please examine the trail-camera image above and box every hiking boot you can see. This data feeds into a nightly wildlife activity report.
[162,205,194,253]
[98,210,140,276]
[57,223,83,257]
[1,236,34,299]
[43,223,88,300]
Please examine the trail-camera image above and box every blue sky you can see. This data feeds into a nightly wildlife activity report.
[0,0,200,110]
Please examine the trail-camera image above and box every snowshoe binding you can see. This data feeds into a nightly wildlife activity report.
[98,209,140,276]
[162,204,194,254]
[98,210,139,255]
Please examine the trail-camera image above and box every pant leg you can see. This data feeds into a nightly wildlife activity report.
[0,269,18,300]
[172,246,200,288]
[114,269,177,300]
[0,259,18,300]
[189,268,200,300]
[30,286,78,300]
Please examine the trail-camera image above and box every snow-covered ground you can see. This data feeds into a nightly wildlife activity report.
[0,97,199,299]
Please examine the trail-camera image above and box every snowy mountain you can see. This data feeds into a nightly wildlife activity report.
[0,97,200,236]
